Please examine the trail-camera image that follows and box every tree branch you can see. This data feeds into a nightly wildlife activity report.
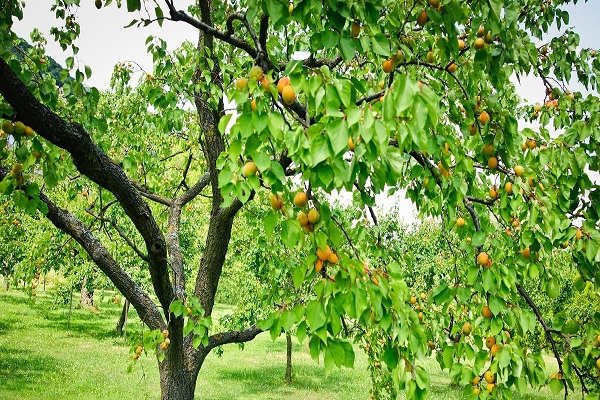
[205,324,262,352]
[85,208,149,262]
[515,282,568,396]
[0,56,174,313]
[0,167,164,330]
[164,1,258,61]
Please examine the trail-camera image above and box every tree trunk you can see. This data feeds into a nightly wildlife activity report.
[285,331,293,384]
[158,331,199,400]
[80,275,94,307]
[3,277,8,291]
[116,299,130,335]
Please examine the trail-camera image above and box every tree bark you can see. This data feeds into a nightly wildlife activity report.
[80,275,94,307]
[116,299,130,335]
[158,358,196,400]
[3,277,8,292]
[285,331,293,384]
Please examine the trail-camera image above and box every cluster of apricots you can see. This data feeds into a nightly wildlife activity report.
[235,66,296,111]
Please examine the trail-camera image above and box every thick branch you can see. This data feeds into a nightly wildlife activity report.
[0,57,173,313]
[0,167,164,330]
[167,173,211,298]
[205,325,262,351]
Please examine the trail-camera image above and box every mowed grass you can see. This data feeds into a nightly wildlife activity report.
[0,288,565,399]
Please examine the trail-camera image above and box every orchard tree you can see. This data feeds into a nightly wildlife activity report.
[1,1,600,400]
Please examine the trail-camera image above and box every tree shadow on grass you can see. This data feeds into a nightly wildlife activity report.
[209,363,363,400]
[0,347,63,394]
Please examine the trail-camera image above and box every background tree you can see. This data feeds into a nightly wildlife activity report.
[1,1,600,400]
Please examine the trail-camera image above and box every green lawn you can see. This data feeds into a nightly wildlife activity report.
[0,288,565,399]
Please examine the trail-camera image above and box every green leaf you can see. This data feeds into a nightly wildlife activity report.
[306,300,327,330]
[340,37,355,60]
[472,231,486,246]
[371,33,390,56]
[126,0,141,12]
[393,75,418,114]
[549,377,564,394]
[263,211,277,236]
[265,0,287,25]
[253,152,271,172]
[328,119,348,156]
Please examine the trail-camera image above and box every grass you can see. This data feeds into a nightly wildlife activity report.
[0,288,566,399]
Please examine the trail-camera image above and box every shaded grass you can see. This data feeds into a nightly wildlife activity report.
[0,289,567,399]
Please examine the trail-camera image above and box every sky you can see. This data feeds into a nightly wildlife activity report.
[11,1,600,225]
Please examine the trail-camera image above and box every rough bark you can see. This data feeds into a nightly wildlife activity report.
[80,275,94,308]
[3,278,8,292]
[158,356,196,400]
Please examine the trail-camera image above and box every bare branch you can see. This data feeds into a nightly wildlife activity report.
[164,2,258,61]
[85,208,149,262]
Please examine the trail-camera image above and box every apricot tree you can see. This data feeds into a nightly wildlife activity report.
[1,0,600,399]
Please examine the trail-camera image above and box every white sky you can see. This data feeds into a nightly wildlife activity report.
[11,1,600,225]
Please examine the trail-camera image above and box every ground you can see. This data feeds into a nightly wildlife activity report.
[0,288,565,399]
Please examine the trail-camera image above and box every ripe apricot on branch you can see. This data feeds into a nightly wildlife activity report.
[482,305,492,318]
[317,246,332,261]
[350,21,361,37]
[260,76,271,91]
[458,39,466,51]
[456,217,465,227]
[235,77,248,91]
[249,66,264,81]
[315,259,323,273]
[328,252,339,265]
[270,194,283,211]
[281,85,296,105]
[477,252,489,266]
[277,77,290,94]
[462,322,472,335]
[293,191,308,208]
[417,10,428,27]
[483,143,494,155]
[489,186,498,199]
[468,124,477,136]
[505,181,513,195]
[487,156,498,170]
[297,211,309,227]
[308,209,320,224]
[348,137,355,151]
[514,165,525,177]
[242,161,257,177]
[447,62,458,73]
[382,59,394,73]
[474,38,485,50]
[486,336,496,349]
[478,111,490,125]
